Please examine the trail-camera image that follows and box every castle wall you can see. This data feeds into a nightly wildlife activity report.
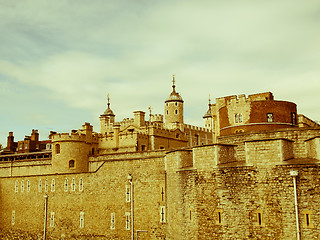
[0,152,167,239]
[217,128,320,162]
[166,143,320,240]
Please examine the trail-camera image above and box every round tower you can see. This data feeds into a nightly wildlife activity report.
[51,123,98,174]
[100,93,115,134]
[165,75,184,129]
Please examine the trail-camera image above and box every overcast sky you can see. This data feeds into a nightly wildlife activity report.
[0,0,319,146]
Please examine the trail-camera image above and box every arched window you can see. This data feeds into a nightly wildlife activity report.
[239,114,242,123]
[69,160,75,168]
[175,109,178,114]
[55,144,60,154]
[235,114,239,123]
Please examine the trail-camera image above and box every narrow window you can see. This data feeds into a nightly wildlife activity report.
[27,180,30,192]
[258,212,262,225]
[254,210,264,226]
[91,148,95,155]
[175,109,178,114]
[72,178,76,191]
[21,180,24,192]
[79,178,83,192]
[160,206,166,223]
[302,210,314,228]
[64,178,68,192]
[24,143,28,149]
[267,113,273,122]
[141,145,146,151]
[38,179,42,192]
[55,144,60,154]
[51,179,55,192]
[11,210,15,226]
[15,180,19,193]
[50,212,55,227]
[175,102,177,106]
[189,209,192,222]
[110,212,116,230]
[19,143,23,150]
[126,185,131,203]
[125,212,130,230]
[235,114,239,123]
[215,209,223,225]
[306,214,310,226]
[69,160,75,168]
[45,179,48,192]
[80,212,85,228]
[166,110,168,115]
[159,183,166,203]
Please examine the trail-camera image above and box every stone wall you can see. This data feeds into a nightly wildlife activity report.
[0,152,167,239]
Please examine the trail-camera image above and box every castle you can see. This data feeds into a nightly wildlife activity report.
[0,78,320,240]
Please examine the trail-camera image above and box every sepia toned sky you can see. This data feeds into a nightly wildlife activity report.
[0,0,320,145]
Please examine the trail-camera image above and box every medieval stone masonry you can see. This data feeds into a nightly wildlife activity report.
[0,79,320,239]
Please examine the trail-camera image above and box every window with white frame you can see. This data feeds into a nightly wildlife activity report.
[125,185,131,202]
[80,212,85,228]
[110,212,115,230]
[15,180,19,193]
[45,179,48,192]
[27,180,30,192]
[64,178,68,192]
[11,210,15,226]
[51,179,55,192]
[160,206,166,223]
[235,114,239,123]
[72,178,76,191]
[125,212,130,230]
[267,113,273,122]
[38,179,42,192]
[50,212,55,227]
[79,178,83,192]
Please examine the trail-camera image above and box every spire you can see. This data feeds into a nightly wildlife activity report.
[101,92,115,116]
[107,93,110,108]
[165,74,183,103]
[203,94,212,119]
[172,74,176,91]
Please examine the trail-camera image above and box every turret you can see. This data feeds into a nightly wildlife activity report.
[100,93,115,134]
[7,132,15,152]
[51,123,98,174]
[203,96,213,131]
[165,75,184,129]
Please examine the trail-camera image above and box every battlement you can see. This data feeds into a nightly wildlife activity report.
[151,114,164,123]
[216,92,274,109]
[52,132,99,143]
[184,124,211,132]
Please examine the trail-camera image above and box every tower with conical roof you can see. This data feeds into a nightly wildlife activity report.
[203,95,213,131]
[100,93,115,134]
[165,75,184,129]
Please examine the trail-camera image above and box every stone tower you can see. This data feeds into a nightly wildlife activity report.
[100,93,115,134]
[51,123,98,174]
[165,75,184,129]
[203,97,213,131]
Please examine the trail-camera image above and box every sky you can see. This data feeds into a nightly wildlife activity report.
[0,0,319,146]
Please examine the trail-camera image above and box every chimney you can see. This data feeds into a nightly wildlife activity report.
[7,132,15,152]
